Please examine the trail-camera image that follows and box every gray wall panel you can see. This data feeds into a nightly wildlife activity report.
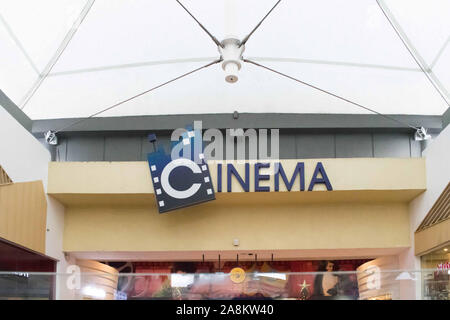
[1,89,32,131]
[140,134,172,161]
[56,138,68,162]
[105,136,141,161]
[278,133,296,159]
[296,134,335,159]
[335,133,373,158]
[443,107,450,130]
[32,113,443,134]
[66,136,105,161]
[409,137,422,158]
[54,130,426,161]
[373,133,410,158]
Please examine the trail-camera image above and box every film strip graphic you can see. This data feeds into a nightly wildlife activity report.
[147,126,215,213]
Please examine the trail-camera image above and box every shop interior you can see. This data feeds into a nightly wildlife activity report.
[0,238,56,300]
[97,257,371,300]
[421,242,450,300]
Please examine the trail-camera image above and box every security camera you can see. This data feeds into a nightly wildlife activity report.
[44,130,58,145]
[414,127,431,141]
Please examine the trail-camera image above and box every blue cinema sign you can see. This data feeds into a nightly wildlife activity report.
[148,154,332,214]
[147,130,215,214]
[216,162,332,193]
[147,127,332,213]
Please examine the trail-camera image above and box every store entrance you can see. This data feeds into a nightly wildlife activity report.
[421,243,450,300]
[0,238,57,300]
[99,258,370,300]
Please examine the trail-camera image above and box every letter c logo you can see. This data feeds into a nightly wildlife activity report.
[160,158,202,199]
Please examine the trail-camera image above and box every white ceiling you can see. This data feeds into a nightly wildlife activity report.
[0,0,449,120]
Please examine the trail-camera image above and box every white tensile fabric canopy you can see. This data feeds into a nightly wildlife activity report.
[0,0,449,120]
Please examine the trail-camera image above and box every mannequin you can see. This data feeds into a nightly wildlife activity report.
[312,260,338,299]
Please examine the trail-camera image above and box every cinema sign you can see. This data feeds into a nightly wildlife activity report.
[216,162,332,193]
[148,125,332,213]
[149,152,332,213]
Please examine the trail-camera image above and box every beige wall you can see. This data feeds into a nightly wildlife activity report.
[415,220,450,256]
[51,158,424,255]
[0,181,47,253]
[48,158,426,194]
[64,196,410,253]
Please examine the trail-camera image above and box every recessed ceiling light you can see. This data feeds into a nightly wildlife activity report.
[444,248,448,252]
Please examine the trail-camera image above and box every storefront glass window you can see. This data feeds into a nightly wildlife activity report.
[421,244,450,300]
[0,269,425,300]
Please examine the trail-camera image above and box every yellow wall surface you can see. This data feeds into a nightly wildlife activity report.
[0,181,47,253]
[415,219,450,255]
[51,158,423,254]
[48,158,426,194]
[64,196,410,253]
